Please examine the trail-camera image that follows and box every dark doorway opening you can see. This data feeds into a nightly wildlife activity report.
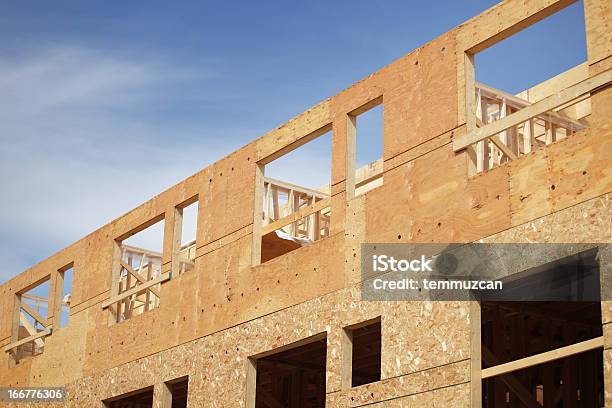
[255,335,327,407]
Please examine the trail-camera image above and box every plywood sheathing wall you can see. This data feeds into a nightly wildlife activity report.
[0,0,610,404]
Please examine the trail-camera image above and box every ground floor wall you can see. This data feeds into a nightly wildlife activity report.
[2,193,610,407]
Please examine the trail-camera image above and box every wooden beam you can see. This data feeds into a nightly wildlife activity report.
[345,114,357,200]
[489,135,518,160]
[154,382,173,408]
[264,177,329,199]
[171,205,183,277]
[341,327,353,390]
[482,336,603,379]
[119,260,161,298]
[19,313,45,348]
[101,272,171,310]
[18,300,50,328]
[470,300,482,408]
[454,70,612,151]
[261,197,331,236]
[476,82,586,131]
[4,327,52,353]
[245,358,257,408]
[251,164,265,266]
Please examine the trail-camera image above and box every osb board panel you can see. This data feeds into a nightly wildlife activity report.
[326,360,469,407]
[548,193,611,243]
[354,382,470,408]
[484,191,610,243]
[549,129,612,212]
[382,301,469,377]
[10,285,469,407]
[585,0,612,65]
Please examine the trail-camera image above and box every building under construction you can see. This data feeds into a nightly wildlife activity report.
[1,0,611,406]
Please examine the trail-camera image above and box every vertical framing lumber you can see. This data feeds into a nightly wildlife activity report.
[346,96,383,198]
[8,292,21,366]
[153,382,172,408]
[345,114,357,201]
[245,357,257,408]
[470,300,482,407]
[251,163,265,266]
[171,195,198,277]
[52,262,73,329]
[465,52,476,132]
[108,240,123,325]
[341,326,354,390]
[171,206,183,277]
[465,52,478,176]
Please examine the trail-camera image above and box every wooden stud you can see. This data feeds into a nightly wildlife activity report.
[482,336,604,379]
[4,327,52,353]
[101,272,171,310]
[17,299,50,328]
[245,358,257,408]
[260,198,331,236]
[470,300,482,407]
[346,114,357,200]
[251,163,265,266]
[341,327,353,390]
[171,206,183,277]
[154,382,173,408]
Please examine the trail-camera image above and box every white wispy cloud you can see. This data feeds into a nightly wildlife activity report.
[0,46,333,283]
[0,47,226,282]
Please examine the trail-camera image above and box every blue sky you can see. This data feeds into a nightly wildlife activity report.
[0,1,586,283]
